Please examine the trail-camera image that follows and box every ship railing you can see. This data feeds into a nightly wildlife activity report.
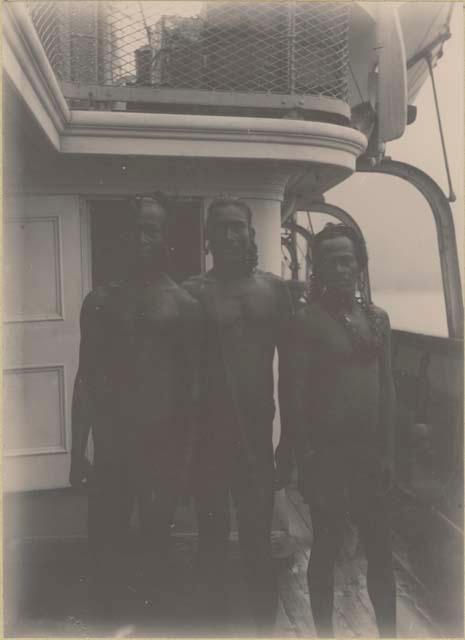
[27,0,351,122]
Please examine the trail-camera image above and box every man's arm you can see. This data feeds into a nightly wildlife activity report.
[178,295,203,429]
[179,278,204,418]
[69,293,100,488]
[287,311,317,460]
[275,280,296,488]
[377,308,397,492]
[177,283,206,496]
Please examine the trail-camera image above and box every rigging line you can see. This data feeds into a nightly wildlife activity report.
[292,235,305,259]
[295,244,308,266]
[138,1,151,44]
[282,256,293,270]
[138,2,161,76]
[415,4,449,53]
[348,61,364,104]
[306,211,315,235]
[445,3,455,29]
[427,55,456,202]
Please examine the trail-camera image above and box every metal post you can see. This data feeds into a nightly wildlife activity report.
[358,159,463,339]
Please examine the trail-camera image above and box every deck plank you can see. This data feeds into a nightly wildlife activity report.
[279,567,316,637]
[276,597,298,637]
[4,487,441,638]
[285,487,440,638]
[285,489,379,638]
[280,495,360,638]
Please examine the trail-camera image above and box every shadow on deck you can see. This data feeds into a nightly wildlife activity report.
[2,488,454,638]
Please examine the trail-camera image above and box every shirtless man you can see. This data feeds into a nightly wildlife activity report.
[183,196,293,635]
[69,194,200,621]
[289,223,396,638]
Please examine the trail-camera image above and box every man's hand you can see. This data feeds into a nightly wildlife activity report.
[274,443,293,491]
[69,456,93,488]
[299,450,336,512]
[274,463,292,491]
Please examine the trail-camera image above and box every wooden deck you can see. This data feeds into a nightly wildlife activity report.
[4,488,443,638]
[280,489,440,638]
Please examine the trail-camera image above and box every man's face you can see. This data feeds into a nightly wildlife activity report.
[135,199,167,268]
[208,204,251,267]
[317,236,360,295]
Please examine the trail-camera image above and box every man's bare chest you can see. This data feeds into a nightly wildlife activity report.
[104,286,181,338]
[314,306,379,361]
[202,281,278,329]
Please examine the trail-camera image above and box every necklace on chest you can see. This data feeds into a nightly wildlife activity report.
[323,296,384,358]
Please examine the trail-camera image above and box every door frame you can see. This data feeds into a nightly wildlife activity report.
[80,195,207,291]
[79,197,93,300]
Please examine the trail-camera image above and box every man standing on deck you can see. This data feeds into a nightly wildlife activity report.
[69,194,200,624]
[289,223,397,638]
[183,196,294,635]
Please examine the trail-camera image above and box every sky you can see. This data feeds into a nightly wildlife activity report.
[325,3,463,335]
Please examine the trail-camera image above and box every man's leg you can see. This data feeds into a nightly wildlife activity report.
[356,496,396,638]
[303,450,347,638]
[232,464,277,636]
[307,506,345,638]
[194,471,231,633]
[133,485,179,625]
[135,431,179,552]
[137,485,177,551]
[139,481,178,583]
[87,473,133,624]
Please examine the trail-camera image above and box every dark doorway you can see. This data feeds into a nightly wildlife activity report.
[89,198,203,288]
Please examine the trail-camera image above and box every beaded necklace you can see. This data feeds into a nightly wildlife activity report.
[322,294,384,358]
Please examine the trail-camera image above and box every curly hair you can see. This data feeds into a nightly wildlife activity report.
[206,196,252,233]
[128,191,172,227]
[313,223,368,270]
[308,223,369,303]
[206,196,258,272]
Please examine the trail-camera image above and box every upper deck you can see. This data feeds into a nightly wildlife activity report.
[28,1,352,123]
[22,1,453,128]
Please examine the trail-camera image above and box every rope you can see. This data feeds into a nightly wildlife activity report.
[138,1,151,45]
[427,55,456,202]
[306,211,315,236]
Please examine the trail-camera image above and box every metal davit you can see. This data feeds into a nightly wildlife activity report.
[357,161,463,340]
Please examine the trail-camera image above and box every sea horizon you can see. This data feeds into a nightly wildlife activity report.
[373,289,448,338]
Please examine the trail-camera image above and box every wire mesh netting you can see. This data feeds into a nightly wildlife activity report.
[29,2,64,74]
[29,1,350,101]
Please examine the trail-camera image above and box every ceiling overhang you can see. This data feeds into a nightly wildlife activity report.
[4,2,367,195]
